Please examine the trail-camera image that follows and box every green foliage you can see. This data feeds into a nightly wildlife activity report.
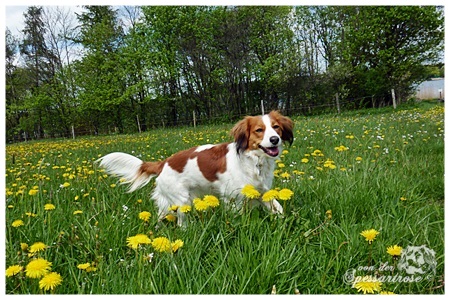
[5,6,445,141]
[341,6,444,106]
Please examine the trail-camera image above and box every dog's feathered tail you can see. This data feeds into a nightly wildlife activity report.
[96,152,163,192]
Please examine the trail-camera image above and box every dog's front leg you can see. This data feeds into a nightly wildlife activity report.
[260,199,283,214]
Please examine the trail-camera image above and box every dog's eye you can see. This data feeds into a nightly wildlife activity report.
[273,125,280,130]
[255,128,264,133]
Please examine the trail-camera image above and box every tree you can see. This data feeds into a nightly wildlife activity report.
[41,6,80,136]
[119,6,151,132]
[5,28,24,141]
[341,6,444,106]
[19,6,56,138]
[74,5,126,133]
[244,6,294,111]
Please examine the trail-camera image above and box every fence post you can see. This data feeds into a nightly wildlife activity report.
[261,100,265,115]
[391,88,397,109]
[136,115,141,133]
[193,110,196,128]
[72,125,75,139]
[335,93,341,114]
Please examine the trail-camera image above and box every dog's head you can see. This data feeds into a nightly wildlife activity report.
[231,110,294,158]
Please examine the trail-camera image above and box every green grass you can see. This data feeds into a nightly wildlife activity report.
[4,102,444,294]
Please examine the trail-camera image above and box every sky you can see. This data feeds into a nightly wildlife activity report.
[5,6,28,35]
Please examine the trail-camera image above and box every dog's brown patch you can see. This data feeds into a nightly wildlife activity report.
[269,111,294,145]
[231,116,266,153]
[163,144,229,182]
[139,161,164,176]
[196,143,229,181]
[166,147,197,173]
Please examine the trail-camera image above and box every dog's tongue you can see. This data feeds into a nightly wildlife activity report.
[266,147,279,157]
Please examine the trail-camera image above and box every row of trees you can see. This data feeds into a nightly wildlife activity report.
[5,6,444,141]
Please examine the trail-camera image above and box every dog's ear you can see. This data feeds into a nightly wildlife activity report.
[269,111,294,146]
[231,117,250,154]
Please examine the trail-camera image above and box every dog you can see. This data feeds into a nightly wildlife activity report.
[97,110,294,226]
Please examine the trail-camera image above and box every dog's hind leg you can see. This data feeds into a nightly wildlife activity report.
[152,185,190,227]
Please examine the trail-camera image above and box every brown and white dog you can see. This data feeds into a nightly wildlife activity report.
[97,111,294,226]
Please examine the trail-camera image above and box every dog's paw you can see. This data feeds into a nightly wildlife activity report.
[271,200,284,214]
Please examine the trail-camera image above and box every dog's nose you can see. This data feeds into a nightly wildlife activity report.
[269,136,280,145]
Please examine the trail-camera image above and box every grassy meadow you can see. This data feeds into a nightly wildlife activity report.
[4,102,444,294]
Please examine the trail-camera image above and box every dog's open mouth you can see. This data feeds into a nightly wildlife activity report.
[258,145,279,157]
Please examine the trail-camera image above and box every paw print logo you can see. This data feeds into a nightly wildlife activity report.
[397,245,437,275]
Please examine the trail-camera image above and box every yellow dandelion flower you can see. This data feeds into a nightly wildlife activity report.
[77,263,91,270]
[12,219,24,227]
[324,159,336,169]
[25,258,52,278]
[126,234,151,249]
[6,265,23,277]
[278,188,294,200]
[204,195,219,208]
[110,183,116,188]
[29,242,47,254]
[194,200,209,212]
[387,245,403,259]
[28,189,39,196]
[352,276,382,294]
[380,291,396,295]
[73,210,83,215]
[273,169,282,177]
[179,205,192,213]
[278,163,285,168]
[400,197,407,201]
[262,190,279,202]
[241,184,261,199]
[360,229,380,244]
[165,214,177,222]
[39,272,63,291]
[301,158,309,163]
[356,157,363,162]
[20,243,28,251]
[171,239,184,253]
[169,205,179,212]
[326,210,332,220]
[60,182,70,188]
[282,149,289,155]
[151,237,172,253]
[312,149,323,156]
[280,172,291,179]
[334,145,349,152]
[44,204,55,211]
[86,266,97,272]
[138,211,151,222]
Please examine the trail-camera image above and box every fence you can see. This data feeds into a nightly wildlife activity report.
[8,88,436,143]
